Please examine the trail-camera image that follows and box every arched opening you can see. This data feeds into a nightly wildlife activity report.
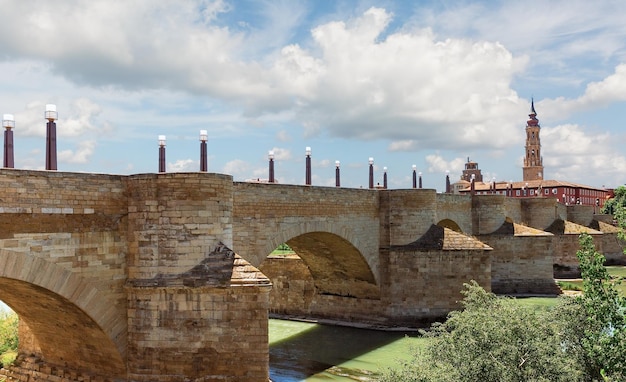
[0,252,126,379]
[259,232,380,320]
[437,219,463,233]
[0,278,126,379]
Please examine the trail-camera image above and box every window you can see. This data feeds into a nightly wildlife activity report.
[544,189,549,195]
[552,188,557,194]
[530,189,535,195]
[516,190,520,196]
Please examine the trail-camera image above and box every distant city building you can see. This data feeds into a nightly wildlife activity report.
[454,101,612,207]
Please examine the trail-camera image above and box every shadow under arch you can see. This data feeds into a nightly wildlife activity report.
[283,232,379,300]
[0,250,126,378]
[437,218,463,232]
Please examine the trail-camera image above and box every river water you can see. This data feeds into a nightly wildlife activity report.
[269,319,425,381]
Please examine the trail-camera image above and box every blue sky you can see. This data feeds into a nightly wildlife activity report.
[1,0,625,191]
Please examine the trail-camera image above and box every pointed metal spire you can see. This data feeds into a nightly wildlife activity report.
[530,97,536,114]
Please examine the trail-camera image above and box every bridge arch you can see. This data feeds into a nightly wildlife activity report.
[256,221,380,285]
[0,250,126,377]
[437,219,463,232]
[280,231,379,299]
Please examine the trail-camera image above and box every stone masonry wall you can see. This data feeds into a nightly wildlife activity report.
[434,193,472,233]
[471,195,509,235]
[552,233,604,278]
[385,189,438,246]
[126,284,270,382]
[385,248,491,325]
[125,173,271,381]
[481,234,560,295]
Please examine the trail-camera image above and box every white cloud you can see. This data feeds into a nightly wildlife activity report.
[269,147,292,161]
[425,154,466,178]
[168,159,196,172]
[284,7,526,149]
[58,140,96,164]
[540,64,626,119]
[388,140,418,152]
[542,124,626,184]
[0,3,527,151]
[222,159,249,178]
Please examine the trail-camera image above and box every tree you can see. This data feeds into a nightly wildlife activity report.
[574,233,626,380]
[602,185,626,243]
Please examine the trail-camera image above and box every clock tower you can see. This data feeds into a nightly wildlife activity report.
[523,99,544,181]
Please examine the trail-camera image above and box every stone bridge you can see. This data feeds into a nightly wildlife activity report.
[0,169,621,381]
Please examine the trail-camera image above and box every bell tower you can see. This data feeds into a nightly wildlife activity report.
[523,99,543,181]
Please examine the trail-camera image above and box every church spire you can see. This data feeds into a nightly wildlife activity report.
[522,98,543,181]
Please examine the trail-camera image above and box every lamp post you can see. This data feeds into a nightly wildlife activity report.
[305,147,311,185]
[3,114,14,168]
[45,104,57,170]
[335,160,340,187]
[383,166,388,189]
[412,165,417,189]
[445,170,450,193]
[470,173,475,195]
[418,171,423,189]
[158,135,166,173]
[199,130,208,172]
[269,151,275,183]
[368,157,374,189]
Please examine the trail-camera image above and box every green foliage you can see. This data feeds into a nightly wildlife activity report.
[0,310,18,367]
[575,233,626,380]
[557,280,583,291]
[601,185,626,215]
[0,350,16,368]
[381,282,584,382]
[276,243,292,251]
[602,185,626,244]
[0,311,17,355]
[382,234,626,382]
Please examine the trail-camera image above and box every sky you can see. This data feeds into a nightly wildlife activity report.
[1,0,625,191]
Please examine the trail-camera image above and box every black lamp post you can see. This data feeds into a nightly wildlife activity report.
[368,157,374,189]
[200,130,208,172]
[158,135,166,173]
[3,114,14,168]
[305,147,311,185]
[45,104,57,171]
[383,167,388,189]
[269,151,275,183]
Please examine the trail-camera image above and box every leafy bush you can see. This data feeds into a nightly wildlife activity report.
[0,311,18,368]
[381,282,585,382]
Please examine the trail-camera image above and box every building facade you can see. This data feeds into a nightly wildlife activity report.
[454,101,612,207]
